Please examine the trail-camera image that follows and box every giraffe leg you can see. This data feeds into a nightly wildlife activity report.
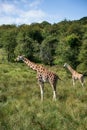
[72,78,75,86]
[37,73,44,101]
[81,81,84,87]
[39,82,44,101]
[53,90,56,101]
[51,84,57,101]
[80,77,84,87]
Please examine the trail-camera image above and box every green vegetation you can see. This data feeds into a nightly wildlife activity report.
[0,17,87,70]
[0,17,87,129]
[0,62,87,130]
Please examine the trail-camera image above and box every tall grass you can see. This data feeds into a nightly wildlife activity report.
[0,62,87,130]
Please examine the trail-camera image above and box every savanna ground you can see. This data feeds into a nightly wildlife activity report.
[0,50,87,130]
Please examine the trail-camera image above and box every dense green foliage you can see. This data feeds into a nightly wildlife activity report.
[0,17,87,71]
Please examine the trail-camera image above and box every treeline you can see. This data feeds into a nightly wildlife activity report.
[0,17,87,71]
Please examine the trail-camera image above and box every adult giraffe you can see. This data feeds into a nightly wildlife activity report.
[16,55,61,101]
[64,63,84,86]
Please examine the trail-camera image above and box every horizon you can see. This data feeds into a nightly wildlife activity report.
[0,16,87,26]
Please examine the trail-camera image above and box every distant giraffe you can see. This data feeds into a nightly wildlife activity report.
[16,55,61,101]
[64,63,84,86]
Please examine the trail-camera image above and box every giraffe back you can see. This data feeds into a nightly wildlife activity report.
[37,67,58,86]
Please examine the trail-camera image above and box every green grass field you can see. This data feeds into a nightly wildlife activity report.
[0,60,87,130]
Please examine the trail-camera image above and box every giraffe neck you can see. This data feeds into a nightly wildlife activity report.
[66,64,75,74]
[23,57,39,71]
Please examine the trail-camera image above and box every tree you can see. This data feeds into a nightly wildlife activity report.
[65,34,81,68]
[40,36,58,65]
[27,24,43,44]
[77,40,87,72]
[1,29,17,61]
[15,33,34,59]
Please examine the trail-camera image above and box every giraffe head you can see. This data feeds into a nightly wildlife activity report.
[63,63,68,68]
[16,55,25,61]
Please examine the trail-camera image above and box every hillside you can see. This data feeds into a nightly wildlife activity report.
[0,52,87,130]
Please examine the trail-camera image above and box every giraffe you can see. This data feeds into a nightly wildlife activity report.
[16,55,61,101]
[63,63,84,87]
